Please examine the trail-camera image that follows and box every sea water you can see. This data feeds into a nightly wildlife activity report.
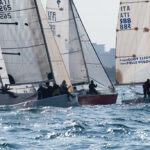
[0,85,150,150]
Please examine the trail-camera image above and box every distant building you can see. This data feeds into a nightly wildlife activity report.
[93,43,105,54]
[93,43,115,68]
[93,43,116,83]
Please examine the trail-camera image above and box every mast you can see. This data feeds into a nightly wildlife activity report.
[71,0,115,90]
[34,0,55,82]
[69,0,90,85]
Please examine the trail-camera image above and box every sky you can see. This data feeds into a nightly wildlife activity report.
[73,0,120,51]
[41,0,120,51]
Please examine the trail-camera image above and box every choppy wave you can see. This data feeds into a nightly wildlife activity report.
[0,86,150,149]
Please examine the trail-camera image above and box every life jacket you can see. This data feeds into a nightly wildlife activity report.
[52,88,60,96]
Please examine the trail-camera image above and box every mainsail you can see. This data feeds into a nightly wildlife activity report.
[116,0,150,84]
[0,0,72,89]
[0,0,51,85]
[44,0,114,91]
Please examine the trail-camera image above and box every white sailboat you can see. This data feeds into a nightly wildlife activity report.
[0,0,78,107]
[42,0,117,105]
[116,0,150,104]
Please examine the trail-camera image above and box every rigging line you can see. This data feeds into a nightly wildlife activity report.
[1,44,44,50]
[0,7,36,13]
[120,1,150,4]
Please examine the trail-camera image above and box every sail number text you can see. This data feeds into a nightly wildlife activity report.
[0,0,12,19]
[48,11,56,35]
[120,56,150,65]
[120,5,131,30]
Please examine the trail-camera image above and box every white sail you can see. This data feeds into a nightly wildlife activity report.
[44,0,113,91]
[116,0,150,84]
[36,0,73,90]
[45,0,89,85]
[0,47,9,85]
[0,0,51,85]
[71,1,114,91]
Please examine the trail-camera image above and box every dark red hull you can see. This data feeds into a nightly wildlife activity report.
[78,93,117,105]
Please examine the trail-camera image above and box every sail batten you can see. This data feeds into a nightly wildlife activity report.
[120,0,150,4]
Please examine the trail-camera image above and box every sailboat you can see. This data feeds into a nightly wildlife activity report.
[0,0,78,107]
[42,0,117,105]
[116,0,150,104]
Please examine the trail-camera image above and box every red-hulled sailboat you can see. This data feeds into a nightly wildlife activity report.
[44,0,117,105]
[78,94,117,105]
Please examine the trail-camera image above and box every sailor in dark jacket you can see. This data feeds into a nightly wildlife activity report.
[89,80,98,94]
[37,83,47,100]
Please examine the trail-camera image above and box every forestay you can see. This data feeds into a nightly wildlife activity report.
[45,0,88,85]
[116,0,150,84]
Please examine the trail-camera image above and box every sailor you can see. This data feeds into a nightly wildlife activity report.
[143,83,147,98]
[60,80,75,99]
[37,83,47,100]
[89,80,98,94]
[52,81,61,96]
[73,86,78,93]
[60,80,69,95]
[45,82,53,98]
[47,72,53,80]
[143,79,150,98]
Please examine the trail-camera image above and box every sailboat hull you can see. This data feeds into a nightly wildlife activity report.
[0,92,36,105]
[122,97,150,104]
[78,94,117,105]
[33,94,79,107]
[21,94,79,108]
[0,92,79,108]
